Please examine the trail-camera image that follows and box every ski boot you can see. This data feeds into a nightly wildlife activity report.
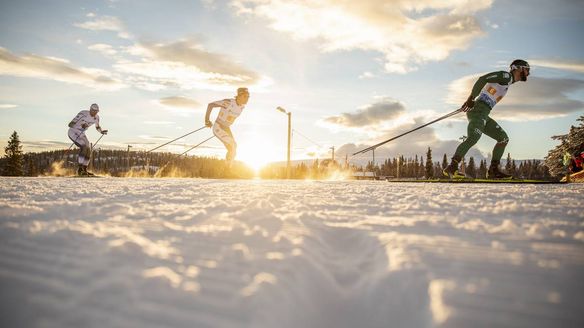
[77,165,95,177]
[443,155,465,179]
[77,165,88,176]
[487,161,512,179]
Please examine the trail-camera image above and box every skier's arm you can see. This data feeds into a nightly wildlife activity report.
[95,117,108,135]
[68,112,83,128]
[470,72,510,99]
[205,100,227,127]
[463,72,511,112]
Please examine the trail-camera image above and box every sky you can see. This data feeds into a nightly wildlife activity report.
[1,0,583,169]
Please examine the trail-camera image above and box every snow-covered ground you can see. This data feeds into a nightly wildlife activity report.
[0,177,583,328]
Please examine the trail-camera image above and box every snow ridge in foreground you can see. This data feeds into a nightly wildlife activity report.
[0,178,583,328]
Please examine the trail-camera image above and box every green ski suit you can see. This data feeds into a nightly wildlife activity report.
[454,71,515,161]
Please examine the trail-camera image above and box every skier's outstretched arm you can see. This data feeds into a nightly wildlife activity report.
[462,72,511,112]
[95,116,108,135]
[205,100,227,127]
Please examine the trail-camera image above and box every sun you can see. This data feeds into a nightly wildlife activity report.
[237,137,282,173]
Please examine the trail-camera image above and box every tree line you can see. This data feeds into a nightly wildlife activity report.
[0,135,253,178]
[2,113,583,179]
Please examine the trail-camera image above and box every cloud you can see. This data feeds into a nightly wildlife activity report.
[231,0,491,73]
[530,58,584,74]
[359,71,375,79]
[0,104,18,109]
[159,96,200,108]
[0,47,125,90]
[21,140,73,152]
[88,43,118,57]
[323,97,406,127]
[447,74,584,121]
[143,121,176,125]
[74,15,131,39]
[74,14,268,91]
[114,39,266,91]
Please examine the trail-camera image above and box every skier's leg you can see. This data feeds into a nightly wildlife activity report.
[444,110,487,177]
[78,134,91,167]
[453,111,487,159]
[483,118,511,178]
[68,129,89,174]
[213,124,237,166]
[483,117,509,162]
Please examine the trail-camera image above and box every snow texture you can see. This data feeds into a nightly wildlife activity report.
[0,177,583,328]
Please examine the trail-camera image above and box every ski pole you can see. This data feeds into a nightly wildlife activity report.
[93,134,105,148]
[180,135,215,157]
[154,136,216,175]
[352,107,463,156]
[88,134,106,171]
[146,126,207,153]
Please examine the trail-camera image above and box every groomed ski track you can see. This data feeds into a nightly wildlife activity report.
[1,177,583,328]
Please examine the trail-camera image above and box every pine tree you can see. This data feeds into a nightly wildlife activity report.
[545,115,584,176]
[2,131,24,176]
[442,153,448,170]
[467,157,477,178]
[425,147,434,178]
[505,153,512,172]
[478,159,487,178]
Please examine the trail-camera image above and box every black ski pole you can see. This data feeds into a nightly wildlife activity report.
[353,108,463,156]
[146,126,207,153]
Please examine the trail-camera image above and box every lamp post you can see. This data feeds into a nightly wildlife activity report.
[127,145,133,171]
[276,106,291,179]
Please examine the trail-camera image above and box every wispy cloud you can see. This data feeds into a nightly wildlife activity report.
[530,58,584,74]
[21,140,72,152]
[0,104,18,109]
[88,43,118,57]
[159,96,200,108]
[323,97,406,128]
[447,74,584,121]
[143,121,176,125]
[232,0,492,73]
[74,13,269,91]
[112,39,267,91]
[0,47,125,90]
[75,15,131,39]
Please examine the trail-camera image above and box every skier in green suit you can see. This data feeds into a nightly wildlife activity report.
[443,59,530,179]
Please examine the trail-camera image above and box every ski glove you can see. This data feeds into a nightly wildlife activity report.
[461,95,475,112]
[100,129,108,135]
[81,123,89,129]
[205,120,213,128]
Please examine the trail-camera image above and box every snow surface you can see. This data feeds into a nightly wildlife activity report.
[0,177,583,328]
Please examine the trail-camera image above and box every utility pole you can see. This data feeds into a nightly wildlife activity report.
[277,107,292,179]
[287,112,291,178]
[372,148,375,175]
[330,146,335,162]
[127,145,132,171]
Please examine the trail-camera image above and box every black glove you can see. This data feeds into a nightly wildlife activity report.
[101,129,108,135]
[81,123,89,129]
[205,120,212,128]
[461,96,475,112]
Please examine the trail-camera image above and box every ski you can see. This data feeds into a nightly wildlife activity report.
[386,178,564,184]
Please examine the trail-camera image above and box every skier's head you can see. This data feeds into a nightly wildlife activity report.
[510,59,530,82]
[236,87,249,105]
[89,103,99,116]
